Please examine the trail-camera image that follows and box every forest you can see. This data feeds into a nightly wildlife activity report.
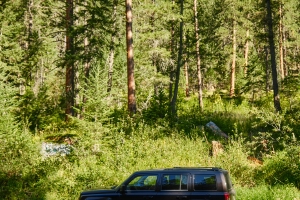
[1,0,300,199]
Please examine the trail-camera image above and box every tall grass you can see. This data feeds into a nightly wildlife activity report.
[2,92,300,199]
[235,185,300,200]
[3,120,300,200]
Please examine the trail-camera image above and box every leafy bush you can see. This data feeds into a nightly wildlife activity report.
[15,87,65,131]
[0,68,40,199]
[249,108,298,156]
[258,146,300,189]
[236,184,300,200]
[141,89,169,122]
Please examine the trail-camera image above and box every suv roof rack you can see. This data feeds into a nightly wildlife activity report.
[164,167,222,171]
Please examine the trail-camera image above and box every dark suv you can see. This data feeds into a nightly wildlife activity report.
[79,167,236,200]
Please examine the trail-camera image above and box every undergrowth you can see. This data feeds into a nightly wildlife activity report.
[1,94,300,199]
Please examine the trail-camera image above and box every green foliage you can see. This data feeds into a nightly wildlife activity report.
[242,56,268,97]
[15,87,65,131]
[258,146,300,189]
[281,75,300,111]
[236,184,300,200]
[80,61,125,123]
[284,106,300,139]
[1,0,300,199]
[141,89,169,122]
[248,107,298,156]
[2,101,300,199]
[0,66,40,199]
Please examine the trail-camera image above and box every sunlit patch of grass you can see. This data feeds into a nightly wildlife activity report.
[235,184,300,200]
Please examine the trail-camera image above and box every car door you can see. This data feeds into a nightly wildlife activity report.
[156,173,190,200]
[120,173,158,200]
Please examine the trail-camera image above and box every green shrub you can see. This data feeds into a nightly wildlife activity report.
[258,146,300,189]
[0,69,40,199]
[236,184,300,200]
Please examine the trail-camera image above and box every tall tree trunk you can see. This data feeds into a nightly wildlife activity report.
[244,28,249,75]
[33,59,45,96]
[22,0,34,95]
[264,46,271,93]
[193,0,203,110]
[283,26,287,77]
[28,0,33,54]
[169,0,175,104]
[81,0,90,118]
[184,58,189,97]
[108,0,118,93]
[230,18,236,97]
[279,1,285,80]
[266,0,281,112]
[298,46,300,72]
[74,2,80,119]
[151,0,160,95]
[126,0,136,115]
[295,46,299,72]
[65,0,75,120]
[184,31,189,97]
[28,0,33,83]
[170,0,184,117]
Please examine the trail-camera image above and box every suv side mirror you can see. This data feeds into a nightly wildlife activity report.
[119,184,126,193]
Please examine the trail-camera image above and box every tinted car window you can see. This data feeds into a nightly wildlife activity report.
[161,174,188,190]
[193,174,217,190]
[127,175,157,190]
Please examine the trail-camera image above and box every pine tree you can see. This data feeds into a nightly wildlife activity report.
[266,0,281,112]
[170,0,184,117]
[126,0,137,115]
[193,0,203,110]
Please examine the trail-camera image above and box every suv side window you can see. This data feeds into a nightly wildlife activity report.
[193,174,217,191]
[161,174,188,190]
[127,175,157,190]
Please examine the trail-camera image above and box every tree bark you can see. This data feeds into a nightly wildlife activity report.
[81,0,90,119]
[230,19,236,97]
[151,0,161,96]
[108,0,117,93]
[21,0,34,95]
[184,59,189,97]
[26,0,34,92]
[170,0,184,117]
[279,1,285,80]
[283,26,287,77]
[264,46,271,93]
[126,0,136,115]
[183,32,189,97]
[65,0,75,120]
[266,0,281,112]
[169,0,175,104]
[193,0,203,110]
[74,2,80,119]
[244,29,249,75]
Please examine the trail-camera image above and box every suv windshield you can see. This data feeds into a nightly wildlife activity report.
[126,175,157,190]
